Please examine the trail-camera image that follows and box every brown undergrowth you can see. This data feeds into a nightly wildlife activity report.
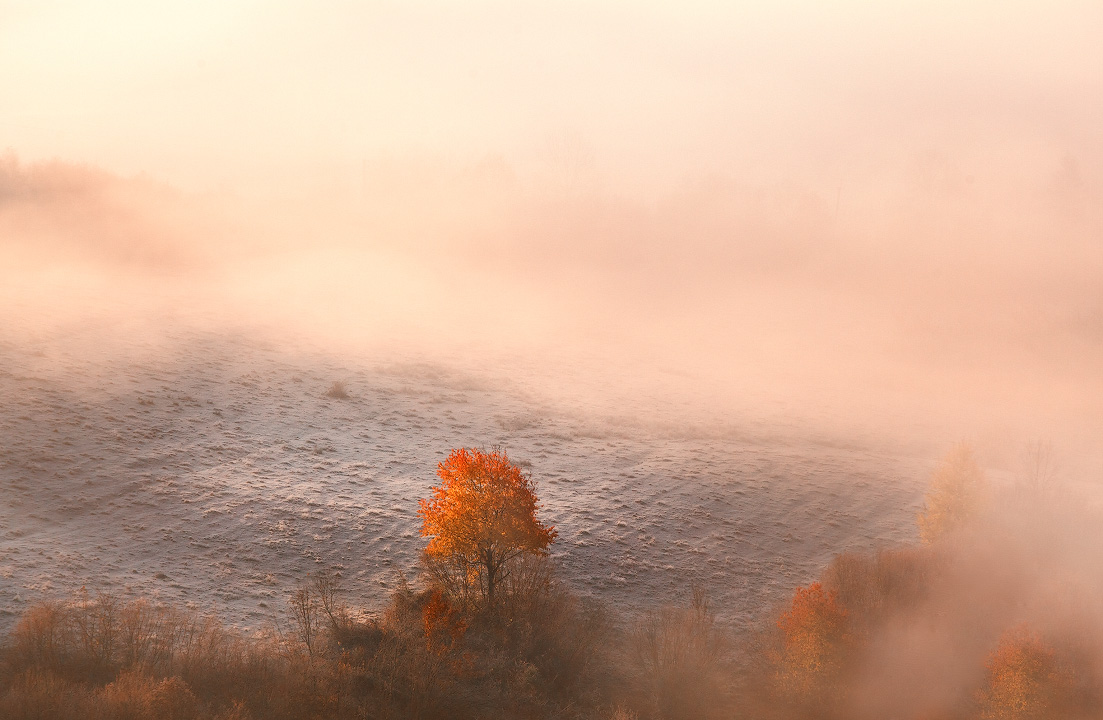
[0,563,637,720]
[5,446,1103,719]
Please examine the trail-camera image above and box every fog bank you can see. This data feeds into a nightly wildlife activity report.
[2,1,1102,470]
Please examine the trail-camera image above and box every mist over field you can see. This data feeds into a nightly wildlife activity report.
[2,2,1103,718]
[3,1,1101,446]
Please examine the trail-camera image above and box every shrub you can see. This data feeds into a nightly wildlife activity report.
[821,546,937,631]
[631,588,727,720]
[0,670,91,720]
[496,556,611,697]
[324,382,349,399]
[422,588,467,650]
[97,669,164,720]
[147,676,200,720]
[7,601,69,674]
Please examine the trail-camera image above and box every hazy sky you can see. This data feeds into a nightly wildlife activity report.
[3,1,1100,195]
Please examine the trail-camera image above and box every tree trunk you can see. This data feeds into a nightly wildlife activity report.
[485,548,497,609]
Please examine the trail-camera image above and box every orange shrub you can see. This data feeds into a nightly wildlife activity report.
[422,589,467,650]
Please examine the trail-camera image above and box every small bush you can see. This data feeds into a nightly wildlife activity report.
[0,670,91,720]
[7,602,68,673]
[631,588,727,720]
[324,382,349,399]
[97,670,162,720]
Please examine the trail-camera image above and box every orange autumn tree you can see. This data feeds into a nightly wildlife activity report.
[774,582,850,709]
[419,448,557,609]
[976,626,1068,720]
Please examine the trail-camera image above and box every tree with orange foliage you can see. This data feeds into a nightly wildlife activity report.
[419,448,557,609]
[774,582,850,709]
[917,443,987,545]
[976,626,1068,720]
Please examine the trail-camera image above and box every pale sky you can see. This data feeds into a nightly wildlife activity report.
[3,1,1100,195]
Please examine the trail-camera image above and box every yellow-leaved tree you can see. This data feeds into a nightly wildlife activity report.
[917,443,987,545]
[419,448,557,609]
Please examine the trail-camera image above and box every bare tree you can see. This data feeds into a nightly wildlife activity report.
[312,572,349,635]
[1018,440,1060,499]
[631,587,727,720]
[288,586,321,659]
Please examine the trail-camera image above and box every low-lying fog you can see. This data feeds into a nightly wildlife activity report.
[3,143,1100,472]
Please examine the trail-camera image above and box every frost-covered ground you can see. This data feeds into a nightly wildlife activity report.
[0,319,933,634]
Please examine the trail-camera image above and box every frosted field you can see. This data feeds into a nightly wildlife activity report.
[0,320,932,634]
